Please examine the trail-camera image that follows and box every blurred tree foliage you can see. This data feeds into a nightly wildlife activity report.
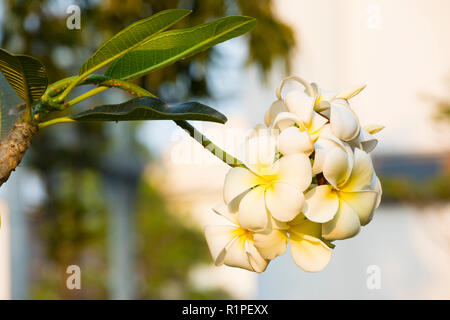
[136,182,229,299]
[1,0,295,299]
[380,174,450,205]
[434,91,450,122]
[380,80,450,206]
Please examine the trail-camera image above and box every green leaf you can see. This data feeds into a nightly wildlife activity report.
[105,15,256,80]
[71,97,227,123]
[0,73,26,139]
[78,9,191,77]
[0,48,48,108]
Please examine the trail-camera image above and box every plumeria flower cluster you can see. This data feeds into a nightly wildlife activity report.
[205,76,383,273]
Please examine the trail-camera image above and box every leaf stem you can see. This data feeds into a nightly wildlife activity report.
[65,86,109,107]
[38,117,76,128]
[42,74,156,110]
[174,120,246,168]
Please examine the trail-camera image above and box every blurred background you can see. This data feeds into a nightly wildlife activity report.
[0,0,449,299]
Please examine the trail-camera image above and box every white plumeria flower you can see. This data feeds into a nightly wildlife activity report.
[303,147,379,240]
[205,203,268,273]
[253,213,333,272]
[206,75,382,273]
[312,82,366,142]
[328,99,361,142]
[264,77,328,156]
[264,75,315,127]
[272,92,328,156]
[223,134,312,232]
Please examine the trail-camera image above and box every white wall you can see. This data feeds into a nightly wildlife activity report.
[0,199,11,299]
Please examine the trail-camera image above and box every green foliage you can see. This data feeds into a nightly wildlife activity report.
[31,169,108,299]
[381,174,450,204]
[237,0,296,74]
[0,48,48,108]
[3,0,294,99]
[106,16,256,80]
[434,96,450,122]
[136,181,229,299]
[0,73,23,138]
[71,97,227,123]
[1,10,256,124]
[79,9,191,77]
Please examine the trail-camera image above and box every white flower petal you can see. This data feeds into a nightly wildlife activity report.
[315,100,330,112]
[340,191,378,226]
[284,89,315,125]
[364,124,385,135]
[212,203,239,225]
[334,84,366,100]
[319,107,331,119]
[264,99,288,126]
[278,127,314,156]
[204,225,236,265]
[223,167,260,204]
[272,112,304,131]
[269,216,289,230]
[341,148,374,192]
[361,141,378,154]
[223,237,253,271]
[369,173,382,208]
[312,136,341,175]
[289,235,332,272]
[350,128,378,153]
[317,125,352,151]
[303,185,339,223]
[240,135,277,176]
[322,200,361,240]
[253,229,288,260]
[238,186,270,232]
[308,111,328,137]
[322,146,352,188]
[275,153,312,191]
[228,190,249,215]
[247,243,269,273]
[265,182,305,222]
[311,82,320,98]
[289,217,322,238]
[330,102,360,141]
[312,128,354,175]
[313,83,337,103]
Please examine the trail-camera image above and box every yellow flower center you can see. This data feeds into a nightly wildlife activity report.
[232,227,254,248]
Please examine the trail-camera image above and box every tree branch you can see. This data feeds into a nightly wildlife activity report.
[0,116,38,187]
